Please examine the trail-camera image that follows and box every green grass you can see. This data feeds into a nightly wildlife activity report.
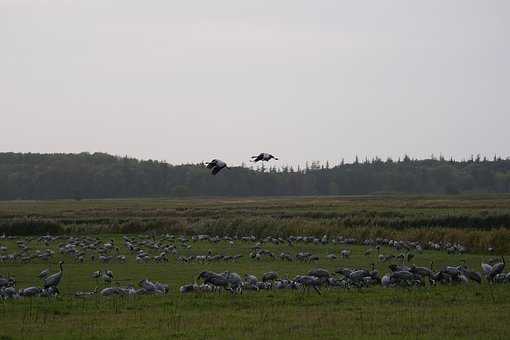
[1,196,510,339]
[1,235,510,339]
[2,195,510,251]
[2,286,509,339]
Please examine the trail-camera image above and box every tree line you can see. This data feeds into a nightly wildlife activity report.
[1,152,510,200]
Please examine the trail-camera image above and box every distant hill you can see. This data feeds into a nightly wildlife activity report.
[1,152,510,200]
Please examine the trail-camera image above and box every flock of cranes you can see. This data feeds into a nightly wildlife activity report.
[206,152,278,175]
[1,260,63,298]
[0,232,508,299]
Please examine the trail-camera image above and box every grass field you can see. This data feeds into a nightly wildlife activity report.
[1,196,510,339]
[2,195,510,251]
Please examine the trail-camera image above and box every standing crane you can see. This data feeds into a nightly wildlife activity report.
[43,261,64,292]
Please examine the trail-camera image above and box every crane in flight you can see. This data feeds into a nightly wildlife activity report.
[206,159,229,175]
[251,153,278,163]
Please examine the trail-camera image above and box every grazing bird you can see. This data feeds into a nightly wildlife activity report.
[390,270,415,282]
[38,268,50,279]
[179,284,195,294]
[381,274,392,287]
[347,269,371,287]
[20,286,42,297]
[410,263,433,278]
[481,262,492,278]
[139,279,160,294]
[204,275,231,292]
[100,287,122,296]
[102,270,113,285]
[389,264,411,272]
[326,253,338,260]
[308,268,330,283]
[251,153,278,162]
[206,159,228,175]
[0,276,16,288]
[308,268,331,279]
[75,287,98,298]
[262,271,278,282]
[293,275,321,295]
[488,257,505,282]
[221,272,243,292]
[43,261,63,290]
[244,274,258,286]
[457,260,482,284]
[461,267,482,284]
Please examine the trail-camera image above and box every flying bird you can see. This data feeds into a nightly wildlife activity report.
[251,153,278,162]
[206,159,228,175]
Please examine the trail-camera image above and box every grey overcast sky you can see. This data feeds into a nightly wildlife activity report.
[1,1,509,166]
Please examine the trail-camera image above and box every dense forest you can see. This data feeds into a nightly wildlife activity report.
[1,152,510,200]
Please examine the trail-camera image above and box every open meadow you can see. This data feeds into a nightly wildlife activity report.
[1,196,510,339]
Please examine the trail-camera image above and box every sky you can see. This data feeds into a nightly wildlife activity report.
[1,0,509,167]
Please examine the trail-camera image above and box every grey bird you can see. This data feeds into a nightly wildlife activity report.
[38,268,50,279]
[43,261,63,289]
[488,257,505,282]
[20,286,42,297]
[293,275,321,295]
[262,271,279,282]
[206,159,229,175]
[251,153,278,162]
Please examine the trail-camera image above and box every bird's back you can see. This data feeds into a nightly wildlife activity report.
[215,160,226,168]
[206,160,217,169]
[44,272,62,287]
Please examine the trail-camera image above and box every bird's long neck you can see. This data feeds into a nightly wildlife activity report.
[59,262,63,272]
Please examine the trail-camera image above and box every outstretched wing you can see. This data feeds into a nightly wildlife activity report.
[206,159,217,169]
[251,154,263,162]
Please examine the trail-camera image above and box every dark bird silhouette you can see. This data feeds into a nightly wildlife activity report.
[251,153,278,162]
[206,159,228,175]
